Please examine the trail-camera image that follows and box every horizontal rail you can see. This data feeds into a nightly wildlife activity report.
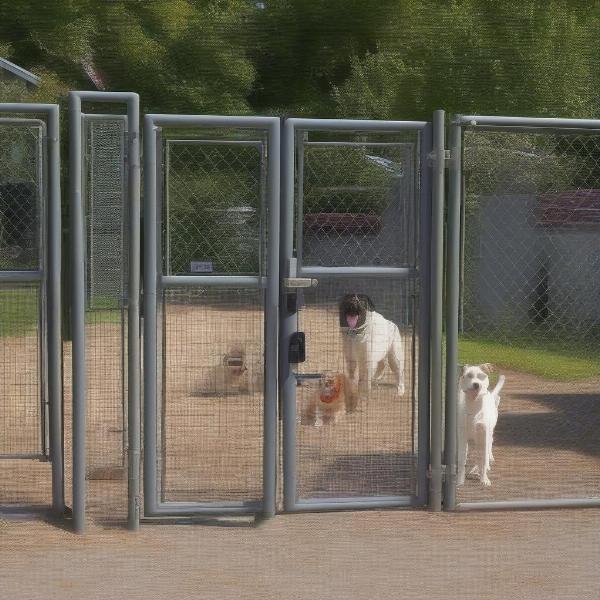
[144,501,262,517]
[161,275,266,288]
[166,139,263,147]
[291,496,415,511]
[288,118,428,131]
[458,115,600,130]
[147,114,279,129]
[299,266,416,278]
[0,271,43,283]
[303,141,414,148]
[456,498,600,511]
[82,114,128,122]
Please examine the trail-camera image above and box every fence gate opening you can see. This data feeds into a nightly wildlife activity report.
[445,116,600,511]
[280,118,434,511]
[0,104,62,514]
[143,115,280,518]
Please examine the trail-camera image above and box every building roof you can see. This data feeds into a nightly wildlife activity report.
[0,58,41,87]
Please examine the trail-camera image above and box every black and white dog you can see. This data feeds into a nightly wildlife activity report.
[338,294,405,407]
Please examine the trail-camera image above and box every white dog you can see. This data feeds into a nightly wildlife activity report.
[338,294,405,407]
[457,363,505,487]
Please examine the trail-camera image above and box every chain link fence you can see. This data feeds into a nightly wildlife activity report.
[458,126,600,504]
[82,116,129,520]
[0,121,50,505]
[291,127,427,505]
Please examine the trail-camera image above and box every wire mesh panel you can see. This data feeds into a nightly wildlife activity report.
[456,123,600,506]
[0,123,43,272]
[0,120,51,506]
[158,287,264,504]
[143,116,279,518]
[295,279,419,499]
[82,116,128,520]
[282,121,430,510]
[165,140,264,276]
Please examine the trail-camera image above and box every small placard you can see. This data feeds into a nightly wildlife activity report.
[190,261,213,273]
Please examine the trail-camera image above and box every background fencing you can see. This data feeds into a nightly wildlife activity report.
[446,116,600,510]
[0,104,62,515]
[281,118,436,512]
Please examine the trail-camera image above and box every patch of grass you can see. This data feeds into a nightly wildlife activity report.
[0,287,39,337]
[458,336,600,381]
[0,288,123,337]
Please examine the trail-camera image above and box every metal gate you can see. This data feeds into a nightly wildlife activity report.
[69,92,140,531]
[280,118,439,511]
[0,103,62,513]
[445,115,600,510]
[142,114,280,518]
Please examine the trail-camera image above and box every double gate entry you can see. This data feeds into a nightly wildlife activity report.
[142,115,438,519]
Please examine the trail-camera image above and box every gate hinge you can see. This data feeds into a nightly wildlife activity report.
[427,149,452,166]
[428,464,450,481]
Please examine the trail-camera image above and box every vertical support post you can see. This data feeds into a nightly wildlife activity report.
[143,116,159,516]
[444,121,462,510]
[262,120,280,519]
[47,105,64,516]
[69,92,86,532]
[429,109,445,512]
[126,95,141,530]
[416,123,433,505]
[280,119,298,511]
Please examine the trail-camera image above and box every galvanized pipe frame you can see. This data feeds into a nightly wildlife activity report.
[69,91,141,532]
[0,103,63,516]
[281,116,437,513]
[444,114,600,512]
[143,113,280,519]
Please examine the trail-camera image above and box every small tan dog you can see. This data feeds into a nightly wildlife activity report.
[303,372,349,427]
[202,347,262,395]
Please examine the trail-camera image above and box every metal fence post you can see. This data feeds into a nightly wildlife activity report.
[126,94,141,531]
[280,118,298,511]
[429,109,445,512]
[262,120,280,519]
[47,104,64,516]
[69,92,86,532]
[444,120,462,510]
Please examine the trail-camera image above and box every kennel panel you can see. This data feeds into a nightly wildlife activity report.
[158,286,264,504]
[281,119,432,511]
[82,115,129,521]
[294,277,419,501]
[455,123,600,506]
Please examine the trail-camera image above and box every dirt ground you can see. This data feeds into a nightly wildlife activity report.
[1,303,600,598]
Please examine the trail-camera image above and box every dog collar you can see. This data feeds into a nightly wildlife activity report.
[344,322,368,337]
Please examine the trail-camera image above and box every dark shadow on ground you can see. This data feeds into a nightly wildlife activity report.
[496,392,600,457]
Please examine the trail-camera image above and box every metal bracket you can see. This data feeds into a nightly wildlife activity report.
[283,278,318,289]
[427,149,451,166]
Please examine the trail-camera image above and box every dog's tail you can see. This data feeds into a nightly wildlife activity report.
[492,375,505,407]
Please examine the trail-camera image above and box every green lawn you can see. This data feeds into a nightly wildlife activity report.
[0,288,122,338]
[458,336,600,381]
[0,287,39,337]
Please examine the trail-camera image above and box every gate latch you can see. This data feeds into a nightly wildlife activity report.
[283,278,318,289]
[289,332,306,363]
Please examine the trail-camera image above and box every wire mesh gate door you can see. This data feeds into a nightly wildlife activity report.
[143,115,280,518]
[0,104,62,512]
[281,118,432,511]
[445,116,600,511]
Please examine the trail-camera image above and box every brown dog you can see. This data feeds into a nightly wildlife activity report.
[303,372,349,426]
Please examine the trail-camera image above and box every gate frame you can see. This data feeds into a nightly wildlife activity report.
[69,91,141,532]
[444,114,600,511]
[142,114,280,519]
[0,103,63,515]
[279,116,445,512]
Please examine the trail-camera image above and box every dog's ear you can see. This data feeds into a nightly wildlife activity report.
[360,294,375,311]
[460,364,469,376]
[480,363,494,374]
